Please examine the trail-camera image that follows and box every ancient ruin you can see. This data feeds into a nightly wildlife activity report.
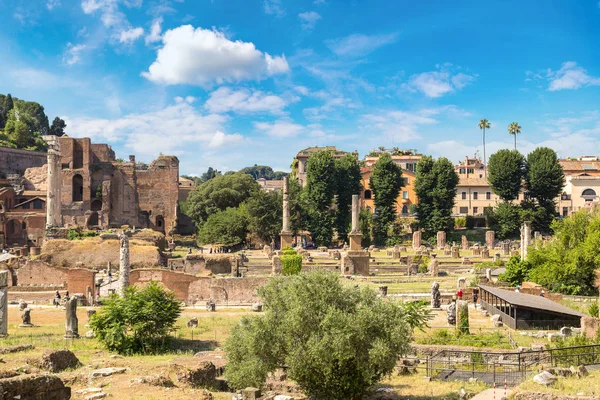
[279,176,293,249]
[412,231,421,249]
[340,194,370,276]
[0,271,7,336]
[431,281,441,308]
[520,221,532,260]
[436,231,446,249]
[64,296,79,338]
[19,301,33,327]
[117,232,130,297]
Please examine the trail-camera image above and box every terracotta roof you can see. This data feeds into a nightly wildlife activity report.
[457,175,491,187]
[559,160,600,172]
[478,285,585,317]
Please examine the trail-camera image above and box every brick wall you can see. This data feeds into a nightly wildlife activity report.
[130,268,267,303]
[581,316,600,339]
[184,255,232,276]
[16,260,95,293]
[0,147,46,177]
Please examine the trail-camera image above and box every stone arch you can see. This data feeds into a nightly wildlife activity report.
[87,212,99,228]
[155,215,165,232]
[91,199,102,211]
[582,188,597,197]
[72,174,84,202]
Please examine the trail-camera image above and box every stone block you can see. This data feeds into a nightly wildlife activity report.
[37,350,81,372]
[340,251,370,276]
[0,374,71,400]
[242,387,261,400]
[533,371,556,386]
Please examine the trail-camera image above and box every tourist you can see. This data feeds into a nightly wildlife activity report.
[515,286,520,293]
[108,271,112,283]
[540,290,545,297]
[457,288,463,300]
[472,288,479,309]
[65,290,70,301]
[54,290,61,307]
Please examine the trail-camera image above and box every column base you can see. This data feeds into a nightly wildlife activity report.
[341,250,370,276]
[348,233,363,251]
[280,231,294,249]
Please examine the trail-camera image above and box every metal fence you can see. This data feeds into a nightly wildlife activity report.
[426,344,600,386]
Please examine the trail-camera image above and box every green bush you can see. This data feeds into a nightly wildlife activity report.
[224,271,420,399]
[385,236,403,247]
[454,217,466,229]
[281,252,302,275]
[589,302,599,318]
[465,215,475,229]
[281,246,297,255]
[89,282,182,355]
[498,255,532,287]
[67,229,80,240]
[417,256,429,274]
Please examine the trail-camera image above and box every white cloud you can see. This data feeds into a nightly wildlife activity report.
[64,101,243,156]
[298,11,321,31]
[63,43,88,65]
[119,27,144,44]
[303,90,359,120]
[142,25,290,87]
[264,0,285,17]
[205,87,289,114]
[47,0,61,10]
[404,64,476,98]
[145,17,163,45]
[326,32,398,57]
[254,120,305,138]
[81,0,125,29]
[547,62,600,91]
[123,0,143,7]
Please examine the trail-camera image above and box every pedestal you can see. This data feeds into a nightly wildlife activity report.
[348,232,362,251]
[280,231,293,250]
[341,250,370,276]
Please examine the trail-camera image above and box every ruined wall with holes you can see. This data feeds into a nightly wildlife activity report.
[130,268,267,303]
[15,260,95,294]
[0,147,46,177]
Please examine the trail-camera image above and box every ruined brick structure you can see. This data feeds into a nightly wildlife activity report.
[23,137,179,235]
[0,186,46,247]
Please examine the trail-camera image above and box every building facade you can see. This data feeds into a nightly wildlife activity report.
[557,157,600,217]
[293,146,355,187]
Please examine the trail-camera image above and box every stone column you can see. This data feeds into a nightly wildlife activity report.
[412,231,421,249]
[429,254,439,277]
[43,135,62,229]
[117,233,130,297]
[349,194,362,251]
[521,221,532,260]
[436,231,446,249]
[0,271,8,336]
[64,296,79,338]
[280,176,293,249]
[461,235,469,250]
[485,231,495,248]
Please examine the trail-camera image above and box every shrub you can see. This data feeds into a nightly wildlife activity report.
[67,229,80,240]
[498,255,532,287]
[454,217,466,229]
[417,256,429,274]
[89,282,182,355]
[589,302,599,318]
[281,251,302,275]
[281,246,296,255]
[224,271,420,399]
[465,215,475,229]
[385,236,403,247]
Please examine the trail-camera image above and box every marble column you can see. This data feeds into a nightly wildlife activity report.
[0,271,8,336]
[521,221,532,260]
[280,176,293,249]
[486,230,495,248]
[64,296,79,338]
[349,194,362,251]
[43,135,62,229]
[118,233,130,297]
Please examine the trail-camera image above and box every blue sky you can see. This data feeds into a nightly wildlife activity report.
[1,0,600,175]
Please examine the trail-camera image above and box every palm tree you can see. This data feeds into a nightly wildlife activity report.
[508,122,522,150]
[478,118,491,176]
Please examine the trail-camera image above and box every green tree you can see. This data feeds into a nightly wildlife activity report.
[359,208,372,247]
[199,167,221,183]
[224,271,417,399]
[485,201,521,239]
[186,172,260,226]
[305,150,336,246]
[49,117,67,136]
[370,153,403,245]
[4,110,31,148]
[334,154,362,243]
[197,207,248,247]
[245,190,282,245]
[89,282,182,355]
[414,156,459,237]
[508,122,521,151]
[487,149,525,201]
[1,94,14,127]
[478,118,491,177]
[498,255,533,287]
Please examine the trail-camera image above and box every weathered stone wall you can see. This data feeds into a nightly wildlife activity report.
[130,268,267,303]
[16,260,95,294]
[581,316,600,339]
[184,255,232,276]
[23,164,48,191]
[514,392,600,400]
[0,374,71,400]
[0,147,46,177]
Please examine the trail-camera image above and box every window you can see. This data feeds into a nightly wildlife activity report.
[459,168,466,174]
[486,192,491,200]
[403,177,410,185]
[562,207,569,217]
[473,192,478,200]
[401,205,408,214]
[72,174,84,202]
[461,192,467,200]
[473,207,478,214]
[582,188,597,197]
[33,199,43,209]
[459,207,468,214]
[22,202,30,209]
[364,190,372,200]
[22,221,27,230]
[402,191,409,199]
[467,168,474,174]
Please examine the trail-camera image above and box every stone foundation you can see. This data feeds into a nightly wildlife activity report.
[341,251,369,276]
[581,316,600,339]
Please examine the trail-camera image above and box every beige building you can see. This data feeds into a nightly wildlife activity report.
[256,178,284,192]
[293,146,355,187]
[363,151,421,172]
[557,157,600,217]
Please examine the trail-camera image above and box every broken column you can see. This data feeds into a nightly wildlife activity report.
[481,247,489,259]
[412,231,421,249]
[64,296,79,338]
[520,221,532,260]
[461,235,469,250]
[428,254,439,277]
[43,135,62,231]
[117,232,130,297]
[280,176,294,249]
[436,231,446,249]
[451,245,460,259]
[0,271,8,336]
[341,194,370,276]
[485,230,495,248]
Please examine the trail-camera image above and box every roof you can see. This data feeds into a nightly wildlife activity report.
[490,267,506,276]
[14,196,46,208]
[560,159,600,173]
[22,190,46,197]
[478,285,585,317]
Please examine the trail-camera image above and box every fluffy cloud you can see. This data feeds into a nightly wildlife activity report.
[254,120,305,138]
[404,64,476,98]
[81,0,125,28]
[298,11,321,30]
[205,87,289,114]
[47,0,60,10]
[264,0,284,17]
[326,32,398,57]
[64,101,243,157]
[119,27,144,44]
[547,62,600,91]
[145,17,163,45]
[63,43,88,65]
[142,25,290,87]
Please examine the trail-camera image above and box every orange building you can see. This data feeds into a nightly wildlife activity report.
[360,167,418,216]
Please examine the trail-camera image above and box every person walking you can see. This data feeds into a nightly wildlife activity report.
[472,288,479,309]
[457,288,463,300]
[54,290,61,307]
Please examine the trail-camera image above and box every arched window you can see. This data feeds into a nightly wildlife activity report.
[33,199,43,209]
[72,174,84,202]
[364,190,372,200]
[582,188,597,197]
[401,205,408,215]
[87,212,99,228]
[156,215,165,232]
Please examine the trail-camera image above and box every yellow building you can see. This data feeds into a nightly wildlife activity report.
[360,166,418,216]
